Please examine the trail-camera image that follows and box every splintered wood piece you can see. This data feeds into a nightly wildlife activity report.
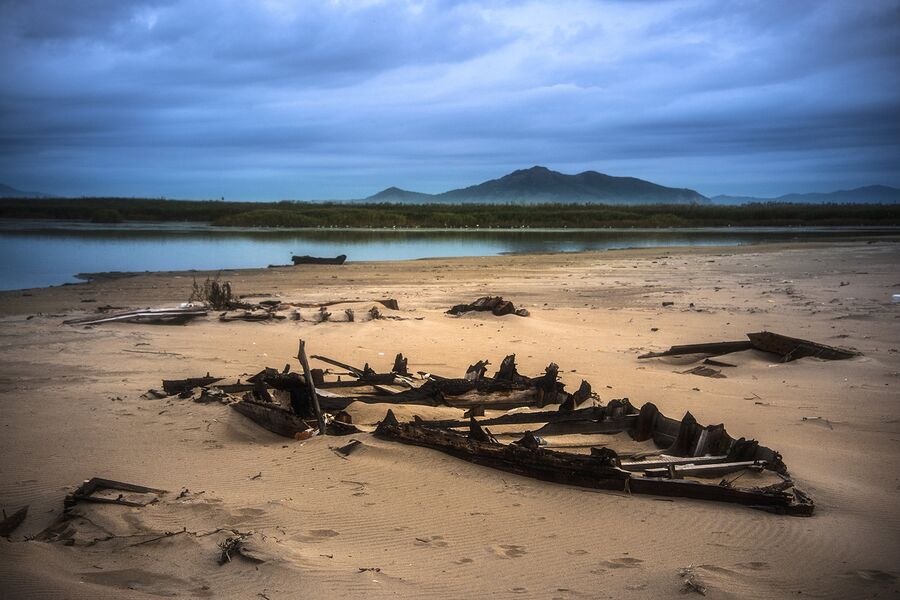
[0,506,28,537]
[162,375,223,396]
[298,340,326,434]
[746,331,859,361]
[310,355,365,378]
[638,341,753,359]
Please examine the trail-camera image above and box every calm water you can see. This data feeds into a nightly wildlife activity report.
[0,219,896,291]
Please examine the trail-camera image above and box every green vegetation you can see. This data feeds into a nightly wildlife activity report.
[1,197,898,228]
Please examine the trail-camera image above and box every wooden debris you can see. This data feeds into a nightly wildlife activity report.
[331,439,364,458]
[219,310,285,322]
[681,365,726,379]
[162,374,222,396]
[217,534,263,565]
[63,306,208,326]
[678,566,708,595]
[375,410,813,515]
[298,339,326,434]
[747,331,859,361]
[446,296,529,317]
[0,506,28,537]
[64,478,167,509]
[639,341,752,359]
[703,358,736,368]
[641,331,859,362]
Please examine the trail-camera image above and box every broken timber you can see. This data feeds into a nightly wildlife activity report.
[63,307,208,326]
[0,506,28,537]
[639,331,859,362]
[638,341,752,359]
[64,478,167,509]
[447,296,529,317]
[298,339,326,434]
[162,374,223,396]
[747,331,859,362]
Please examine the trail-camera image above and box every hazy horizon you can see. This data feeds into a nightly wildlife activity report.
[1,1,898,200]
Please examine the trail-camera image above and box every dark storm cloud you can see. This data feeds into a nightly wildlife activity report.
[0,0,898,198]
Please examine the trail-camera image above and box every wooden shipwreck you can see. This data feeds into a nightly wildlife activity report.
[375,407,813,516]
[158,343,815,516]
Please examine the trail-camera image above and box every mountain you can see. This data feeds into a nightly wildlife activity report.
[0,183,53,198]
[364,166,709,205]
[712,185,900,205]
[365,186,436,203]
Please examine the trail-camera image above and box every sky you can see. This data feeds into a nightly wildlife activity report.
[1,0,898,200]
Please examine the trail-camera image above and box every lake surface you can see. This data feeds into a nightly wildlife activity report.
[1,219,896,291]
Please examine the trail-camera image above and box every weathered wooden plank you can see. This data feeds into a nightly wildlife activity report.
[642,460,765,478]
[747,331,859,361]
[162,375,223,396]
[298,339,326,434]
[232,398,312,438]
[638,341,753,359]
[620,455,729,471]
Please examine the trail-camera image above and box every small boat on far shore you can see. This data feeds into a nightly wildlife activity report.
[291,254,347,265]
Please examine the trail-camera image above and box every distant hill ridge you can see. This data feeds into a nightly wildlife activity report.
[712,185,900,205]
[364,166,710,205]
[0,183,53,198]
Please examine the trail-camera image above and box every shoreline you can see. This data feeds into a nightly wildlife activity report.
[2,236,898,297]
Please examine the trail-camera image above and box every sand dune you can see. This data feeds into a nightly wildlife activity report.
[1,241,898,598]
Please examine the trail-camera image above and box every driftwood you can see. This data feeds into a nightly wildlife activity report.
[681,365,726,378]
[310,354,402,384]
[747,331,859,361]
[639,341,752,359]
[298,340,326,434]
[219,311,286,322]
[64,478,167,509]
[0,506,28,537]
[291,254,347,265]
[447,296,529,317]
[162,374,223,396]
[417,404,635,434]
[640,331,859,362]
[64,307,208,326]
[375,410,813,515]
[231,397,356,437]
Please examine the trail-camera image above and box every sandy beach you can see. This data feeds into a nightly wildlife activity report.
[1,239,899,599]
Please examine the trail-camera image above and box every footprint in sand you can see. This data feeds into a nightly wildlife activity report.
[415,535,449,548]
[454,557,474,565]
[591,557,643,573]
[491,544,527,559]
[294,529,340,542]
[847,569,897,583]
